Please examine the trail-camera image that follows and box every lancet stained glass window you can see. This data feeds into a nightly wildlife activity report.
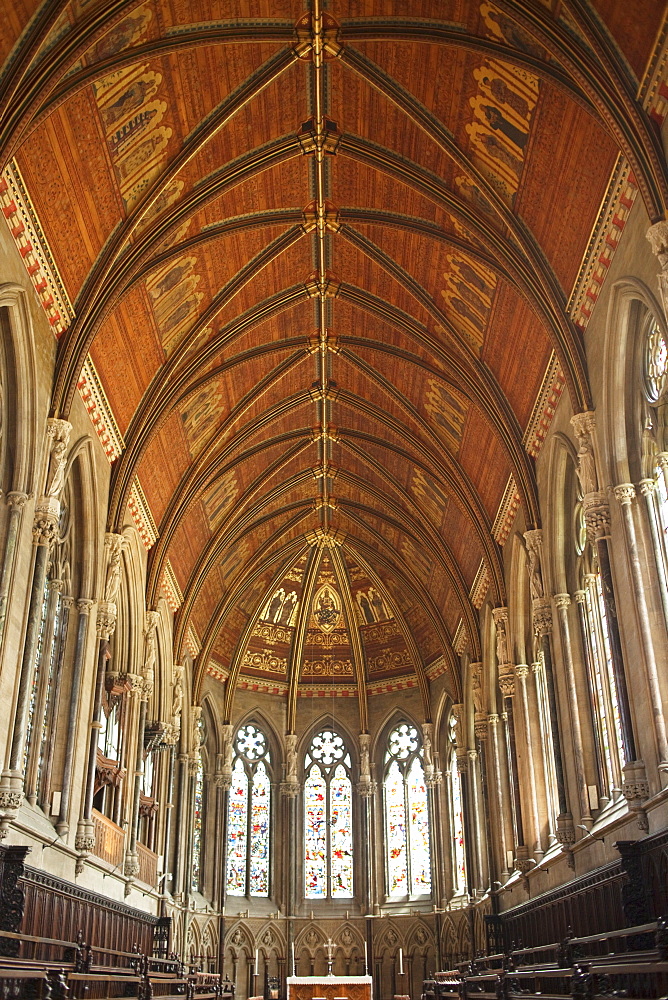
[226,724,271,896]
[304,730,353,899]
[384,723,432,897]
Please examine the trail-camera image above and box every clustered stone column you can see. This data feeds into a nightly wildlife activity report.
[614,482,668,770]
[638,476,668,628]
[74,532,126,868]
[0,491,30,650]
[124,609,160,890]
[0,419,71,836]
[281,732,300,976]
[572,412,648,826]
[492,607,524,869]
[526,527,574,856]
[357,731,376,973]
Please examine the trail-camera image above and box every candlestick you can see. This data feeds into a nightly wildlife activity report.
[364,941,368,975]
[291,941,295,976]
[398,947,404,976]
[255,949,259,969]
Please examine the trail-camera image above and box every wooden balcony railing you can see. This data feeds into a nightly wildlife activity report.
[92,809,125,867]
[137,842,158,887]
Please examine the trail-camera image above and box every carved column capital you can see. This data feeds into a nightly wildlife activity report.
[76,598,95,616]
[657,452,668,472]
[614,483,636,505]
[570,410,597,441]
[583,491,611,541]
[6,491,29,511]
[638,478,656,497]
[474,712,488,740]
[32,497,60,546]
[647,220,668,269]
[553,593,571,612]
[498,667,515,698]
[532,596,553,635]
[487,713,500,727]
[280,781,300,798]
[515,664,530,680]
[455,747,469,773]
[573,590,586,605]
[96,600,117,639]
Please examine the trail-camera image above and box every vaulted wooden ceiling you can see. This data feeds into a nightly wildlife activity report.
[1,0,665,720]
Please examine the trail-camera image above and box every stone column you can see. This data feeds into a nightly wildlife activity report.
[487,713,510,879]
[526,528,572,849]
[281,732,299,977]
[573,588,610,806]
[466,748,485,893]
[25,577,62,804]
[493,608,524,854]
[0,491,30,651]
[614,483,668,769]
[553,594,593,829]
[357,732,377,915]
[422,722,443,903]
[172,750,189,899]
[75,595,117,871]
[515,665,542,859]
[638,478,668,629]
[57,597,95,837]
[39,594,73,813]
[0,420,72,834]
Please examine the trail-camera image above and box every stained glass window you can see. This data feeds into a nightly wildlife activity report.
[191,752,204,891]
[384,723,432,897]
[644,320,668,402]
[226,724,271,897]
[304,730,353,899]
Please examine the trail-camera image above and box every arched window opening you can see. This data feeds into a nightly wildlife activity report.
[226,723,272,897]
[384,723,431,897]
[94,695,123,821]
[304,729,353,899]
[448,718,466,895]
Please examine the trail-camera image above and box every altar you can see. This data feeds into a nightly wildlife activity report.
[286,975,373,1000]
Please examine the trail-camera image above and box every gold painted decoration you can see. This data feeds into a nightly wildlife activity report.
[311,584,341,633]
[261,587,300,626]
[302,658,353,676]
[440,252,497,353]
[180,384,227,459]
[424,381,468,453]
[355,586,389,624]
[411,468,449,526]
[465,4,540,205]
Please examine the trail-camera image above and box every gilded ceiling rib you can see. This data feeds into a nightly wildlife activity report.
[333,482,475,657]
[329,547,369,734]
[339,340,537,533]
[12,23,297,160]
[345,533,464,682]
[494,0,668,219]
[144,392,316,598]
[108,291,308,529]
[157,455,316,625]
[174,499,316,658]
[340,542,435,717]
[334,452,487,647]
[0,0,140,149]
[183,504,316,668]
[53,132,302,418]
[127,210,305,289]
[286,545,323,734]
[338,134,591,413]
[194,539,309,707]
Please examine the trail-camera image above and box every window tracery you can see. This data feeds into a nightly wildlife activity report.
[384,723,431,897]
[191,751,204,891]
[226,723,271,897]
[304,729,353,899]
